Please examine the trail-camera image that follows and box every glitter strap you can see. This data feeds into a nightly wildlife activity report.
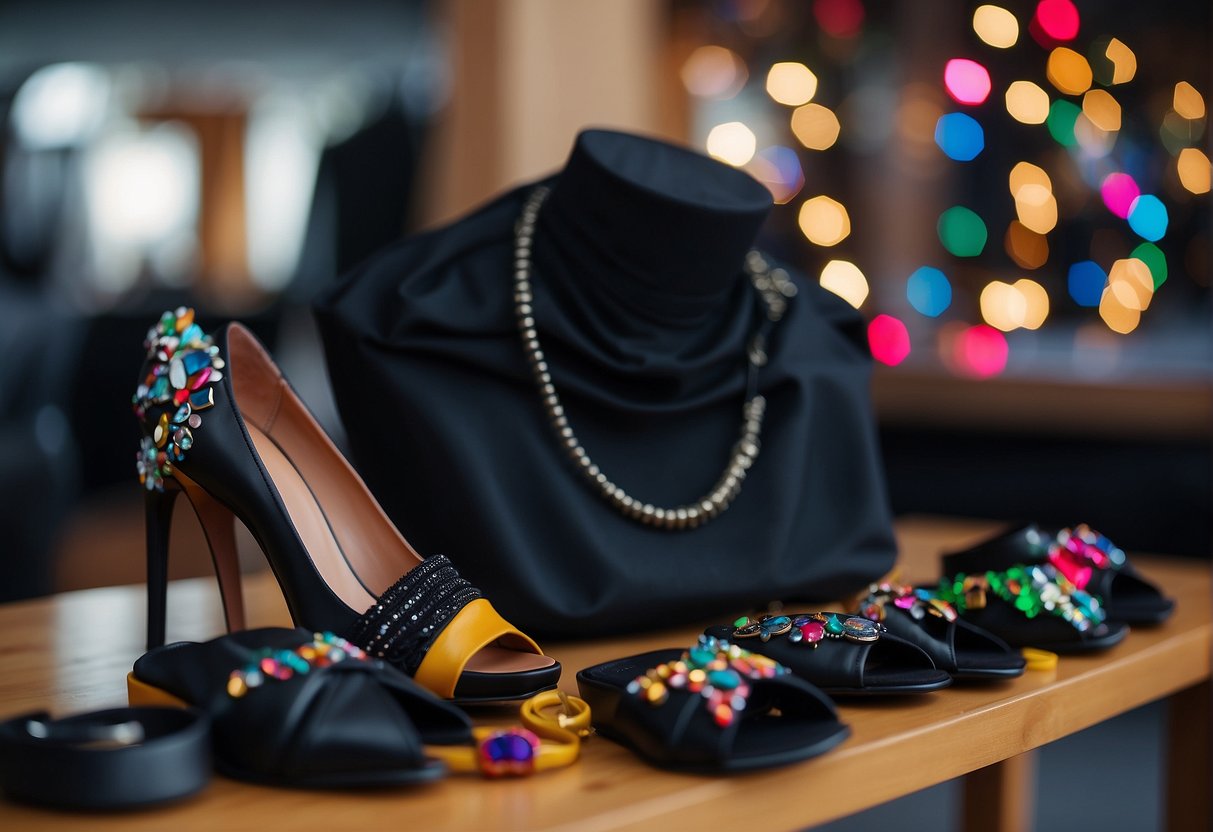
[342,555,483,675]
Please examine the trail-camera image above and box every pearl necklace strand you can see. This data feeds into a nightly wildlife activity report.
[512,186,793,531]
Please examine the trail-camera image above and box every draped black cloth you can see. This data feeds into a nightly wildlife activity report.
[314,130,895,638]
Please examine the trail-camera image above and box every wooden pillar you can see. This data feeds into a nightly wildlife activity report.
[1166,680,1212,832]
[422,0,672,228]
[962,751,1037,832]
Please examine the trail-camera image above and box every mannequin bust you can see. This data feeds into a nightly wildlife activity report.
[315,129,895,637]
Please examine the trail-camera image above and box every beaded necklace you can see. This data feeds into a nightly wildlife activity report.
[513,186,793,530]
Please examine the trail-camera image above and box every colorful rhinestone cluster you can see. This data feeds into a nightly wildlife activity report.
[478,728,541,778]
[132,308,224,491]
[627,635,788,728]
[226,632,368,699]
[936,564,1105,633]
[858,583,959,624]
[732,612,881,646]
[1047,525,1126,591]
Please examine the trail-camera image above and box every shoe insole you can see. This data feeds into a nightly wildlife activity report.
[244,420,553,677]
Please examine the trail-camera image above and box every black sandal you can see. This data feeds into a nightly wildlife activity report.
[928,563,1128,653]
[856,584,1026,680]
[127,628,471,788]
[576,635,848,772]
[704,613,952,695]
[943,523,1174,624]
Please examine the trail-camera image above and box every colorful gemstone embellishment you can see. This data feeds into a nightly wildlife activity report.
[733,612,881,647]
[934,563,1105,633]
[627,635,788,728]
[478,728,541,778]
[226,632,368,698]
[859,583,959,624]
[1047,524,1126,591]
[132,307,224,491]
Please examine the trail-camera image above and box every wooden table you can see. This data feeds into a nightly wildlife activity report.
[1,517,1208,830]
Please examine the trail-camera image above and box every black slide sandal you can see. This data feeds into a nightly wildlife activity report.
[706,614,952,696]
[856,584,1026,680]
[942,523,1174,625]
[128,628,471,788]
[576,637,849,773]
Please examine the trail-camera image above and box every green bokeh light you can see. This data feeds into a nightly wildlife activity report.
[937,206,988,257]
[1047,99,1081,147]
[1131,242,1168,289]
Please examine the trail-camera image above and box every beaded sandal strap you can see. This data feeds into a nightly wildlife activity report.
[342,555,483,674]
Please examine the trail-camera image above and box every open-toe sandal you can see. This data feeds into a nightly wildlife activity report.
[943,523,1174,625]
[856,583,1026,680]
[705,613,952,696]
[575,635,848,773]
[127,627,472,788]
[927,560,1128,653]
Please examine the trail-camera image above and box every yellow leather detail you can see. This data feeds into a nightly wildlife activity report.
[126,673,191,709]
[413,598,543,699]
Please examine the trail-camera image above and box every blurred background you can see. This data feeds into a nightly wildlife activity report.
[0,0,1206,828]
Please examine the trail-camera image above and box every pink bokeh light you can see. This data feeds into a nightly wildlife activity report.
[944,59,992,106]
[1034,0,1080,42]
[1100,172,1140,219]
[868,314,911,366]
[956,325,1008,378]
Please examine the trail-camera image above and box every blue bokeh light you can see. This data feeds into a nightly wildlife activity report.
[934,112,985,162]
[1127,194,1168,241]
[1068,260,1107,307]
[906,266,952,317]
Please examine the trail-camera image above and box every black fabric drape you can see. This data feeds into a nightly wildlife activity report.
[314,130,895,638]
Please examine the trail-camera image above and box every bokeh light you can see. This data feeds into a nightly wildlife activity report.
[868,314,911,366]
[766,62,818,106]
[681,46,748,99]
[813,0,865,39]
[1046,47,1092,96]
[1046,99,1081,146]
[944,58,992,106]
[1015,184,1058,234]
[1178,147,1212,194]
[1099,286,1141,334]
[938,206,988,256]
[934,112,985,161]
[798,195,851,246]
[1082,89,1121,132]
[791,103,841,150]
[1005,80,1050,124]
[819,259,869,308]
[1068,260,1106,307]
[1099,172,1139,219]
[973,5,1019,49]
[956,325,1009,378]
[1127,194,1168,241]
[1104,38,1136,85]
[748,146,804,204]
[1005,221,1049,269]
[1108,257,1155,310]
[1009,161,1052,198]
[1015,278,1050,329]
[980,280,1027,331]
[1033,0,1080,43]
[705,122,756,166]
[1131,242,1168,289]
[1159,110,1203,156]
[1073,113,1116,158]
[1173,81,1206,120]
[906,266,952,317]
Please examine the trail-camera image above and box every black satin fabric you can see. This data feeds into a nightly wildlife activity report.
[314,129,896,638]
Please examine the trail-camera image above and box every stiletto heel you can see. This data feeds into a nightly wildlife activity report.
[144,483,179,650]
[131,307,559,702]
[177,473,246,635]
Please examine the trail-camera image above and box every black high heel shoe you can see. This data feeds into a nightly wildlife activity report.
[132,308,560,702]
